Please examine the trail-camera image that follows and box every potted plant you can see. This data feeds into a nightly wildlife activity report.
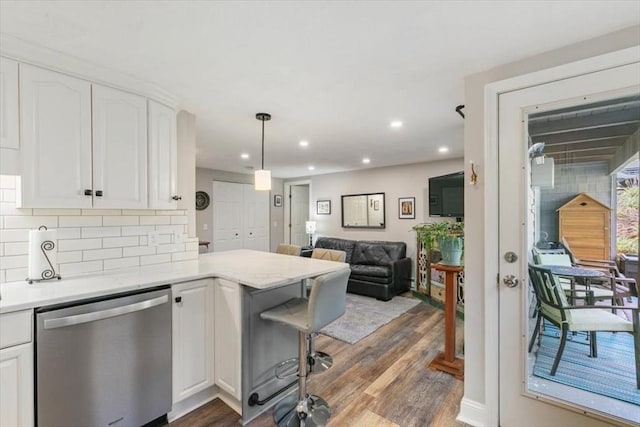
[413,221,464,266]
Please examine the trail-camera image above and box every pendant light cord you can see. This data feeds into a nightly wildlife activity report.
[261,118,265,170]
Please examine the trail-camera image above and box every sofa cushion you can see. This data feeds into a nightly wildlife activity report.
[351,241,406,266]
[315,237,356,264]
[350,264,391,278]
[350,274,392,285]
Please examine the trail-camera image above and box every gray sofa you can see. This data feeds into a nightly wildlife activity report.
[314,237,412,301]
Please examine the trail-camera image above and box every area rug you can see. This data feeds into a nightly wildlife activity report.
[320,294,421,344]
[532,321,639,405]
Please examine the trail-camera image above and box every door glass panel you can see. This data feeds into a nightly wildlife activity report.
[526,94,639,424]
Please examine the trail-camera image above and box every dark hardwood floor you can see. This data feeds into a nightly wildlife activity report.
[171,298,469,427]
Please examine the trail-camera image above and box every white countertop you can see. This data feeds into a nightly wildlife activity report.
[0,250,349,314]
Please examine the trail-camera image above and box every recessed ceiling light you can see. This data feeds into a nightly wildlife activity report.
[240,153,250,159]
[299,140,309,147]
[390,121,403,128]
[308,166,315,171]
[438,147,449,153]
[362,158,371,164]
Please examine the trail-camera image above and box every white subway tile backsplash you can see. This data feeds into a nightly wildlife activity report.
[81,227,121,238]
[81,209,122,216]
[1,203,32,216]
[5,267,27,282]
[140,253,171,266]
[102,236,138,248]
[83,248,122,261]
[4,242,28,256]
[60,261,103,275]
[0,255,28,269]
[58,238,102,252]
[157,243,185,254]
[4,216,58,229]
[123,245,156,257]
[33,208,82,216]
[0,176,194,283]
[58,228,82,239]
[104,257,140,270]
[103,216,139,226]
[57,251,83,264]
[59,216,102,227]
[171,216,188,225]
[171,251,198,262]
[0,229,29,243]
[140,216,171,225]
[121,225,155,236]
[123,209,155,216]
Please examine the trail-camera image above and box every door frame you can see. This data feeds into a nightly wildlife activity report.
[283,179,312,244]
[476,46,640,426]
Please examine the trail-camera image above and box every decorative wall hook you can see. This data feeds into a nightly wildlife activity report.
[469,161,478,185]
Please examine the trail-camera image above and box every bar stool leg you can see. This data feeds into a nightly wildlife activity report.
[273,331,331,427]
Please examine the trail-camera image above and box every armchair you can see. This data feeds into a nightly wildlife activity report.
[528,265,639,389]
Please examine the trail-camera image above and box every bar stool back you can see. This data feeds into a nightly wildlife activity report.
[260,268,350,427]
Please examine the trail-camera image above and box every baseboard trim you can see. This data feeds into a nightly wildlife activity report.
[167,387,218,422]
[457,397,488,427]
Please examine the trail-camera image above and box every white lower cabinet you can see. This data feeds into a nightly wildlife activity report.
[0,310,34,427]
[214,278,242,400]
[172,279,215,404]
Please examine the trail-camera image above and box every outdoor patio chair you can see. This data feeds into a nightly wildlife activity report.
[527,264,640,389]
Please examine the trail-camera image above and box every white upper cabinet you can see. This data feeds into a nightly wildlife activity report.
[148,100,178,209]
[0,58,19,150]
[92,84,148,209]
[0,57,19,175]
[19,64,92,208]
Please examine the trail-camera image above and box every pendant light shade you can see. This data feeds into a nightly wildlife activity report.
[255,112,272,191]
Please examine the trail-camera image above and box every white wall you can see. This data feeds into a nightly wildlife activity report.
[286,158,464,282]
[461,25,640,426]
[195,167,284,252]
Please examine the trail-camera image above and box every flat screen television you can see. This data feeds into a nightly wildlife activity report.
[429,171,464,218]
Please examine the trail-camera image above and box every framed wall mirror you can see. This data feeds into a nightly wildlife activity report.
[341,192,385,228]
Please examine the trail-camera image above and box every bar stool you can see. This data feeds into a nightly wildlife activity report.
[260,268,350,427]
[277,244,302,256]
[306,249,347,374]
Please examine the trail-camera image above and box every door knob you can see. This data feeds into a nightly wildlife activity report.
[503,275,519,288]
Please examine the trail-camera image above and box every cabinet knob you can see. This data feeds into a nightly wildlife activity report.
[175,296,182,303]
[172,195,182,201]
[84,189,93,196]
[95,190,103,197]
[235,233,239,237]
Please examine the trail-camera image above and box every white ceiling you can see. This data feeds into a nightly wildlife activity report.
[1,1,639,178]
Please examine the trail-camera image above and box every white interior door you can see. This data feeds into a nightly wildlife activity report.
[290,184,309,247]
[243,184,269,251]
[212,181,243,252]
[498,62,640,426]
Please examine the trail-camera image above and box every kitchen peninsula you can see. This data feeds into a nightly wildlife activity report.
[0,250,350,426]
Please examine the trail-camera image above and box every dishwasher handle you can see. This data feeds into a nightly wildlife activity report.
[43,294,169,330]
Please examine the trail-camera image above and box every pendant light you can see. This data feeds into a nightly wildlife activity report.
[255,112,272,191]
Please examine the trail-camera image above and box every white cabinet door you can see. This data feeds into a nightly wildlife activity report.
[172,279,215,404]
[212,181,244,252]
[92,84,147,209]
[0,343,34,427]
[0,57,19,175]
[148,100,178,209]
[19,64,92,208]
[243,185,269,251]
[214,278,241,400]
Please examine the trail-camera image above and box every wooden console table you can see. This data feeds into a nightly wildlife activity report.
[428,263,464,380]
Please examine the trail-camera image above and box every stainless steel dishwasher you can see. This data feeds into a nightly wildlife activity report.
[35,286,172,427]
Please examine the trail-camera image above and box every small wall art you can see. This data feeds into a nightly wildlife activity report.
[317,200,331,215]
[398,197,415,219]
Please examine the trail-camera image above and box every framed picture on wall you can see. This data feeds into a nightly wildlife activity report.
[274,194,283,207]
[317,200,331,215]
[398,197,415,219]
